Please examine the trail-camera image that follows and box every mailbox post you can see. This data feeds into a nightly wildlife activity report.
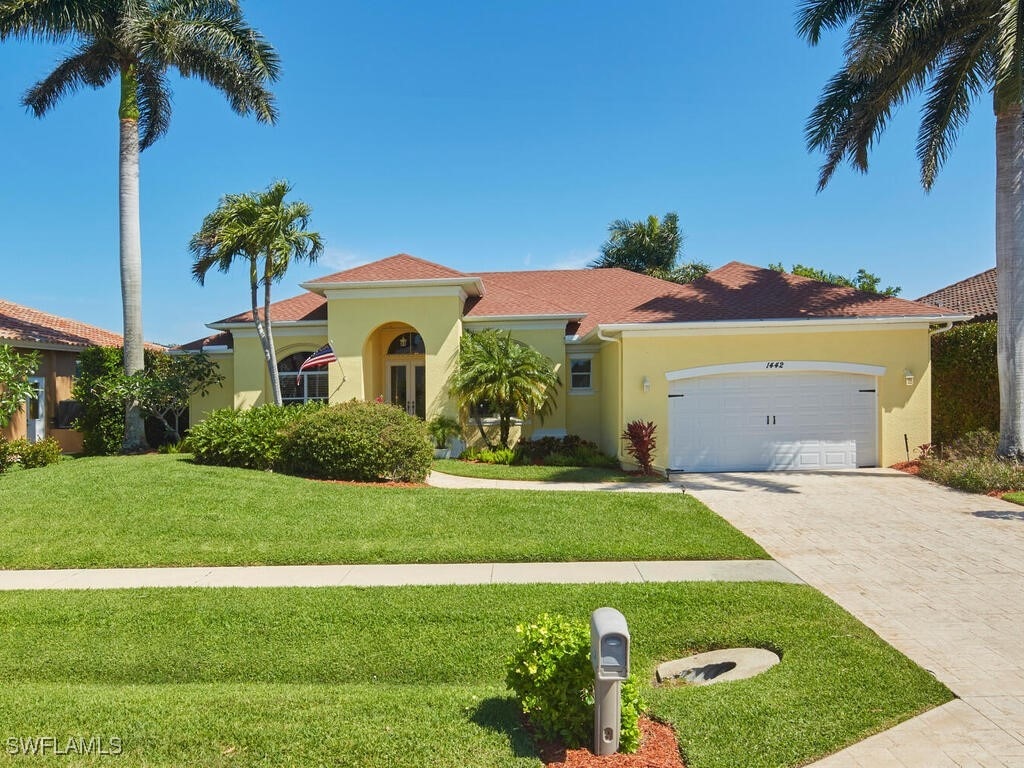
[590,607,630,755]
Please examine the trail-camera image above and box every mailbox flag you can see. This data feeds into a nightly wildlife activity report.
[297,344,337,381]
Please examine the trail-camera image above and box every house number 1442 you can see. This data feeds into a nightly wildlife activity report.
[765,361,785,369]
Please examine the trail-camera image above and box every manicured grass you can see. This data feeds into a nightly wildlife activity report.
[1003,491,1024,505]
[433,458,662,483]
[0,583,951,767]
[0,455,766,569]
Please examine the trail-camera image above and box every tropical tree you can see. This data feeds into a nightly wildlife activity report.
[590,212,709,283]
[769,262,901,296]
[448,330,560,449]
[0,0,280,452]
[798,0,1024,459]
[0,346,40,428]
[190,180,324,406]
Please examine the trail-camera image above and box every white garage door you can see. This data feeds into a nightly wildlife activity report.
[668,371,877,472]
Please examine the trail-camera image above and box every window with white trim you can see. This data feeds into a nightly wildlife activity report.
[569,357,593,392]
[278,351,329,404]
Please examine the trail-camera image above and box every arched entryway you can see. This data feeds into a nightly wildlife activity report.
[363,324,427,418]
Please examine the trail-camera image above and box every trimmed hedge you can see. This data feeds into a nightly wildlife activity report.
[186,403,322,470]
[932,321,998,445]
[279,401,432,482]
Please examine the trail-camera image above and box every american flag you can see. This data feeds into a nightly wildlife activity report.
[297,344,336,380]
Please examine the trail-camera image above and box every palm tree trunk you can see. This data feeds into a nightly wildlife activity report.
[263,267,282,406]
[247,262,279,406]
[996,106,1024,460]
[118,66,147,453]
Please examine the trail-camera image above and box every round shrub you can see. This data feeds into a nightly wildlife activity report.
[186,403,322,470]
[279,401,432,482]
[505,613,641,753]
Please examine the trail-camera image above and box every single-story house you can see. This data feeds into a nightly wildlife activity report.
[918,267,997,321]
[186,254,967,472]
[0,299,131,452]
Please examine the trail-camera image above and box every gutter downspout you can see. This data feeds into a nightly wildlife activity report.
[929,321,955,336]
[597,326,624,463]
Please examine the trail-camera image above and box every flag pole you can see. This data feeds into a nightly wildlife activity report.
[328,338,346,384]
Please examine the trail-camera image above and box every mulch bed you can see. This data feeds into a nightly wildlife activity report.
[538,717,686,768]
[890,460,921,476]
[313,478,427,488]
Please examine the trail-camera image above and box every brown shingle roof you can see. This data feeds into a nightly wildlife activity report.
[196,257,964,346]
[917,268,997,319]
[177,331,233,352]
[306,253,468,284]
[0,298,161,350]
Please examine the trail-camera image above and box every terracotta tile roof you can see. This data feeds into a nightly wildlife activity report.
[198,257,964,346]
[214,291,328,324]
[917,267,997,319]
[0,298,161,350]
[306,253,468,284]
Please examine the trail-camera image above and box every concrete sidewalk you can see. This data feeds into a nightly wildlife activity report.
[0,559,802,590]
[427,470,685,493]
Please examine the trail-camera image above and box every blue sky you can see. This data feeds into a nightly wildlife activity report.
[0,1,997,345]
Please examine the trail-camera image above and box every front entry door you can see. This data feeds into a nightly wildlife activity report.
[25,376,45,443]
[387,363,425,419]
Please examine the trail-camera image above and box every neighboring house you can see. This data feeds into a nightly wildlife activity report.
[0,299,133,452]
[185,254,966,473]
[917,267,997,321]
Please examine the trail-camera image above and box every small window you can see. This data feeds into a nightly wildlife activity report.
[570,358,592,390]
[387,332,425,355]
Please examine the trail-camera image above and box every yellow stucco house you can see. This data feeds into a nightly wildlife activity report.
[185,253,967,473]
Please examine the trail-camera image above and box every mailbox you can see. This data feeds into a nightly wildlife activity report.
[591,607,630,681]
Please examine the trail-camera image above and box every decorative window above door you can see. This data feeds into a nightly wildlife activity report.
[387,332,425,355]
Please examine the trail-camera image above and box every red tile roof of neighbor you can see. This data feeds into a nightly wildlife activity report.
[917,267,997,319]
[0,298,161,350]
[192,256,964,348]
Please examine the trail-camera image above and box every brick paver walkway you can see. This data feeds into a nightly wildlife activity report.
[683,468,1024,767]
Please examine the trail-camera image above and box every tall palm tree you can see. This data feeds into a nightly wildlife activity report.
[0,0,279,452]
[799,0,1024,459]
[448,329,560,449]
[590,213,682,274]
[190,180,324,406]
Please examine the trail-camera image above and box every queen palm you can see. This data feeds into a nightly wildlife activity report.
[0,0,279,452]
[190,180,323,407]
[448,329,561,449]
[799,0,1024,459]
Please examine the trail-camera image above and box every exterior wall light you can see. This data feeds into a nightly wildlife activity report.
[642,376,651,393]
[904,369,914,387]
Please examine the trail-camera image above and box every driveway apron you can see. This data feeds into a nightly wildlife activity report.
[683,468,1024,767]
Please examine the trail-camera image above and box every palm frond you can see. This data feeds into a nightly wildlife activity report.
[995,0,1024,109]
[135,63,172,149]
[21,37,118,116]
[0,0,110,43]
[917,28,991,189]
[796,0,871,45]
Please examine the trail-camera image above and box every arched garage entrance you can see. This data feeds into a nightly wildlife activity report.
[666,361,884,472]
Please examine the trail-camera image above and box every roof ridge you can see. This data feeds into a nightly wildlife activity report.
[918,266,996,301]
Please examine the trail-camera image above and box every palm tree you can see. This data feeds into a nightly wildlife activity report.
[799,0,1024,460]
[0,0,279,452]
[590,213,682,274]
[190,180,324,407]
[448,329,560,449]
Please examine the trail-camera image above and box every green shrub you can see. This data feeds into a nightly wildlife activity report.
[918,429,1024,493]
[73,346,129,455]
[279,401,432,482]
[426,415,462,449]
[0,437,25,473]
[474,447,517,465]
[932,321,998,445]
[19,437,62,469]
[186,404,321,470]
[505,613,641,753]
[517,435,618,468]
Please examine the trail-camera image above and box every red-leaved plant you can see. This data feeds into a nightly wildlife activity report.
[622,420,657,475]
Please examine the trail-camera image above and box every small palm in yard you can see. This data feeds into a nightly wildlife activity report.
[448,330,560,449]
[0,0,279,452]
[190,181,323,406]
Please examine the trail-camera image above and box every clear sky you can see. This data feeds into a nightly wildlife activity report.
[0,1,997,345]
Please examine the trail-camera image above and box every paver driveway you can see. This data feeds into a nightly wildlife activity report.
[683,468,1024,767]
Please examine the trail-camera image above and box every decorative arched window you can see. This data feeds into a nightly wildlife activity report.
[278,351,329,404]
[387,332,425,355]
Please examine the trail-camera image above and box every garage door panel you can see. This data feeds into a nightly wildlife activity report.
[668,372,877,472]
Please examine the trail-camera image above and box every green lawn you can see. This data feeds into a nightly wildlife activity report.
[0,455,765,569]
[1003,491,1024,505]
[0,582,951,768]
[433,458,662,483]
